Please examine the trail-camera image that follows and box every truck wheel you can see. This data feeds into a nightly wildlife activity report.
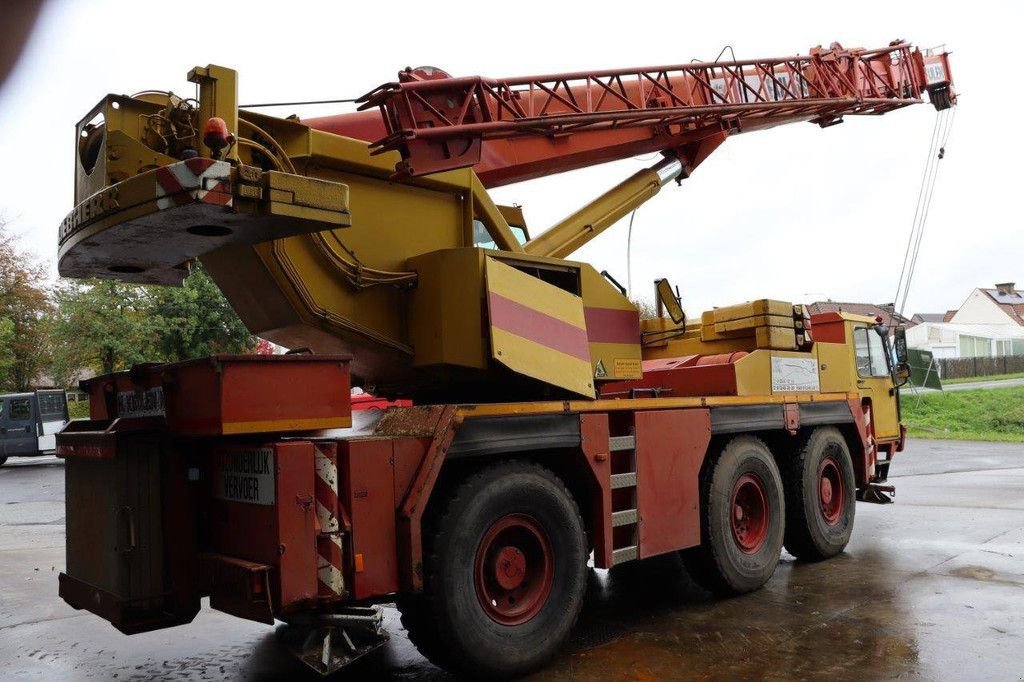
[401,460,587,679]
[782,427,856,561]
[681,436,784,595]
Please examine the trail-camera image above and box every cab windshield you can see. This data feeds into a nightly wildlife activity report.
[854,326,892,378]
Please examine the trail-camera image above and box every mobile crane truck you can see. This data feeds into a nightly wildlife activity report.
[55,41,954,678]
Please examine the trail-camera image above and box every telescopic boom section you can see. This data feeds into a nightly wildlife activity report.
[358,41,955,186]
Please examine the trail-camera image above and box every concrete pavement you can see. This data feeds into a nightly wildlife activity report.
[1,440,1023,680]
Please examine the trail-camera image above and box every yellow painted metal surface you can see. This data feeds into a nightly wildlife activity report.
[523,159,675,259]
[484,257,594,397]
[458,391,854,419]
[222,416,352,435]
[56,62,903,435]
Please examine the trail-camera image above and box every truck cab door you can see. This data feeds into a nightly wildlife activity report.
[852,326,900,441]
[0,397,38,457]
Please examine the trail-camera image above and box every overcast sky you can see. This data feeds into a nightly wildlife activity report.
[0,0,1017,318]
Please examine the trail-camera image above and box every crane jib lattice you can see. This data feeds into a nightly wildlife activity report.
[358,42,955,179]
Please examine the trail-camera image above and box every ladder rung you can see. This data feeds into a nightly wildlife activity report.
[608,435,635,452]
[612,545,639,565]
[610,472,636,489]
[612,509,637,527]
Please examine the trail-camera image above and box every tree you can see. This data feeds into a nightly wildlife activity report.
[47,263,257,383]
[148,263,256,361]
[0,317,15,383]
[48,279,155,377]
[0,220,51,391]
[631,297,660,321]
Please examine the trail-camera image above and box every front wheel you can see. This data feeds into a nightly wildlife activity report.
[782,427,856,561]
[681,436,785,595]
[400,460,587,680]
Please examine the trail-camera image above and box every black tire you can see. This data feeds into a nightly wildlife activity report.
[782,427,856,561]
[681,436,785,595]
[0,456,7,467]
[399,460,587,680]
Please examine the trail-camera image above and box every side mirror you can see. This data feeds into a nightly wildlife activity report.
[892,325,910,387]
[655,278,685,326]
[893,325,909,365]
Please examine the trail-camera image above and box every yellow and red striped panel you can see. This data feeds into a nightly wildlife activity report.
[579,265,642,380]
[484,257,595,397]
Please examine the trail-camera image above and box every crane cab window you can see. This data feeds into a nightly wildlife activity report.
[473,220,528,250]
[854,327,890,378]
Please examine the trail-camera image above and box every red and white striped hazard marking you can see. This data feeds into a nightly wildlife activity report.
[315,444,344,597]
[155,158,232,210]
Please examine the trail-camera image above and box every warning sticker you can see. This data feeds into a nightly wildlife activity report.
[594,359,608,378]
[771,356,820,393]
[216,448,275,506]
[614,358,643,379]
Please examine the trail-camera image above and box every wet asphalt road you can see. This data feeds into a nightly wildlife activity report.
[1,439,1023,681]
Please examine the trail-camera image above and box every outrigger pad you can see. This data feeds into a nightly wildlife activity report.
[277,607,389,676]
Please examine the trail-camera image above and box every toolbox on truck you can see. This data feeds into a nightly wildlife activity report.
[58,422,198,634]
[79,354,352,434]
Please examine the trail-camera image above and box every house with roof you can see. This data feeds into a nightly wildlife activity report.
[948,282,1024,327]
[806,301,910,334]
[905,282,1024,359]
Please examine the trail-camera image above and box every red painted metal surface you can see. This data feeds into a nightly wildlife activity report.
[163,355,351,435]
[783,403,801,434]
[818,455,845,526]
[79,355,352,435]
[473,514,554,625]
[635,409,710,558]
[351,392,413,411]
[206,441,318,613]
[339,439,399,599]
[846,397,876,486]
[730,473,769,554]
[355,42,954,183]
[808,312,847,344]
[579,413,613,569]
[390,405,461,592]
[600,353,746,399]
[392,437,429,509]
[583,307,642,345]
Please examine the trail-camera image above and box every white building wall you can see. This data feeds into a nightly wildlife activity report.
[951,289,1007,324]
[906,321,1024,359]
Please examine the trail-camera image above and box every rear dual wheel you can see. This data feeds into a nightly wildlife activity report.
[399,461,587,680]
[682,436,785,595]
[782,427,856,561]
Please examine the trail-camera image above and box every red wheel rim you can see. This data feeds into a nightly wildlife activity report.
[473,514,553,625]
[730,473,769,554]
[818,456,844,526]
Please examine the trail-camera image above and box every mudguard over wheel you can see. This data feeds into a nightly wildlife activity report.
[682,436,785,595]
[782,426,856,561]
[398,460,587,680]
